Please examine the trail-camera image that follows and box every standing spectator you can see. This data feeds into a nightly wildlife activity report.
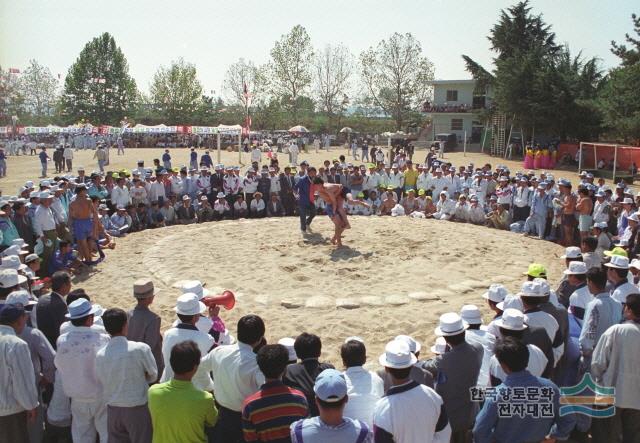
[591,293,640,442]
[54,299,110,443]
[373,339,451,443]
[0,304,39,443]
[290,368,372,443]
[63,145,74,172]
[35,271,71,348]
[39,147,50,177]
[0,147,7,177]
[460,305,496,387]
[160,294,215,391]
[162,149,171,170]
[148,341,218,443]
[284,332,335,417]
[279,167,296,216]
[189,148,198,170]
[242,344,309,442]
[423,313,483,443]
[93,145,107,172]
[579,266,623,366]
[33,191,57,275]
[127,279,164,378]
[201,315,266,443]
[341,339,384,427]
[473,338,574,443]
[294,167,317,234]
[96,308,157,443]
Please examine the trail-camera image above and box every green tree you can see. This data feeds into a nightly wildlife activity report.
[611,13,640,67]
[149,58,204,125]
[269,25,314,122]
[462,1,602,141]
[19,60,59,125]
[360,32,434,131]
[60,33,137,124]
[598,63,640,143]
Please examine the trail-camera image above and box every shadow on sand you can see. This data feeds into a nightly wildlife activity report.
[329,246,373,262]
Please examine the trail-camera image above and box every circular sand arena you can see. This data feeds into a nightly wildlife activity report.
[85,216,565,362]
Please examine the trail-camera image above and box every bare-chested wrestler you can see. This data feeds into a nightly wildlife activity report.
[313,177,368,247]
[68,184,98,264]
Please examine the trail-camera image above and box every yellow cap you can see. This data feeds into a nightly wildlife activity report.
[604,247,628,258]
[523,263,547,278]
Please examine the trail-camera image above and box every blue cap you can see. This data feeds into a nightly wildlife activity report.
[313,369,347,402]
[0,303,25,322]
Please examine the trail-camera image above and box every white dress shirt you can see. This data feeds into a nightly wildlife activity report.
[0,325,39,416]
[200,342,265,411]
[148,182,166,202]
[54,326,110,401]
[95,336,157,407]
[33,204,56,236]
[342,366,384,427]
[111,186,131,208]
[160,325,215,391]
[373,381,451,443]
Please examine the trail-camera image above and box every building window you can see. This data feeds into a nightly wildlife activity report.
[446,90,458,101]
[451,118,463,131]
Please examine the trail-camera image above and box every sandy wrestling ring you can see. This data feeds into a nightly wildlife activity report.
[82,216,566,362]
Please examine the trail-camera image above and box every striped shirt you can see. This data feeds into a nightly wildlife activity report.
[242,380,309,442]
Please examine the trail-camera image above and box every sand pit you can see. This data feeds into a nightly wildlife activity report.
[80,215,566,364]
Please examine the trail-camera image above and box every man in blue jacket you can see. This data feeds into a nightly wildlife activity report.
[294,167,317,234]
[473,337,575,443]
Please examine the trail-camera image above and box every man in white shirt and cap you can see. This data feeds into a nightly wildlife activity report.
[160,293,215,391]
[373,339,451,443]
[32,191,57,275]
[200,314,266,443]
[0,303,39,443]
[607,254,637,305]
[488,309,548,385]
[96,308,157,443]
[340,338,384,427]
[460,305,496,387]
[519,281,564,368]
[54,298,110,443]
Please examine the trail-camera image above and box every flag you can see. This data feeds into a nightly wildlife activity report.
[57,73,61,79]
[9,68,20,74]
[242,82,248,99]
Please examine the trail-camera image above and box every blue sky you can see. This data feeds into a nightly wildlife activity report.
[0,0,636,96]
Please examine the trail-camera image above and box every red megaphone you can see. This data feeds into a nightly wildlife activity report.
[202,290,235,310]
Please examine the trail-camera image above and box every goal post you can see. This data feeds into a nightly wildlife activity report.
[579,142,640,184]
